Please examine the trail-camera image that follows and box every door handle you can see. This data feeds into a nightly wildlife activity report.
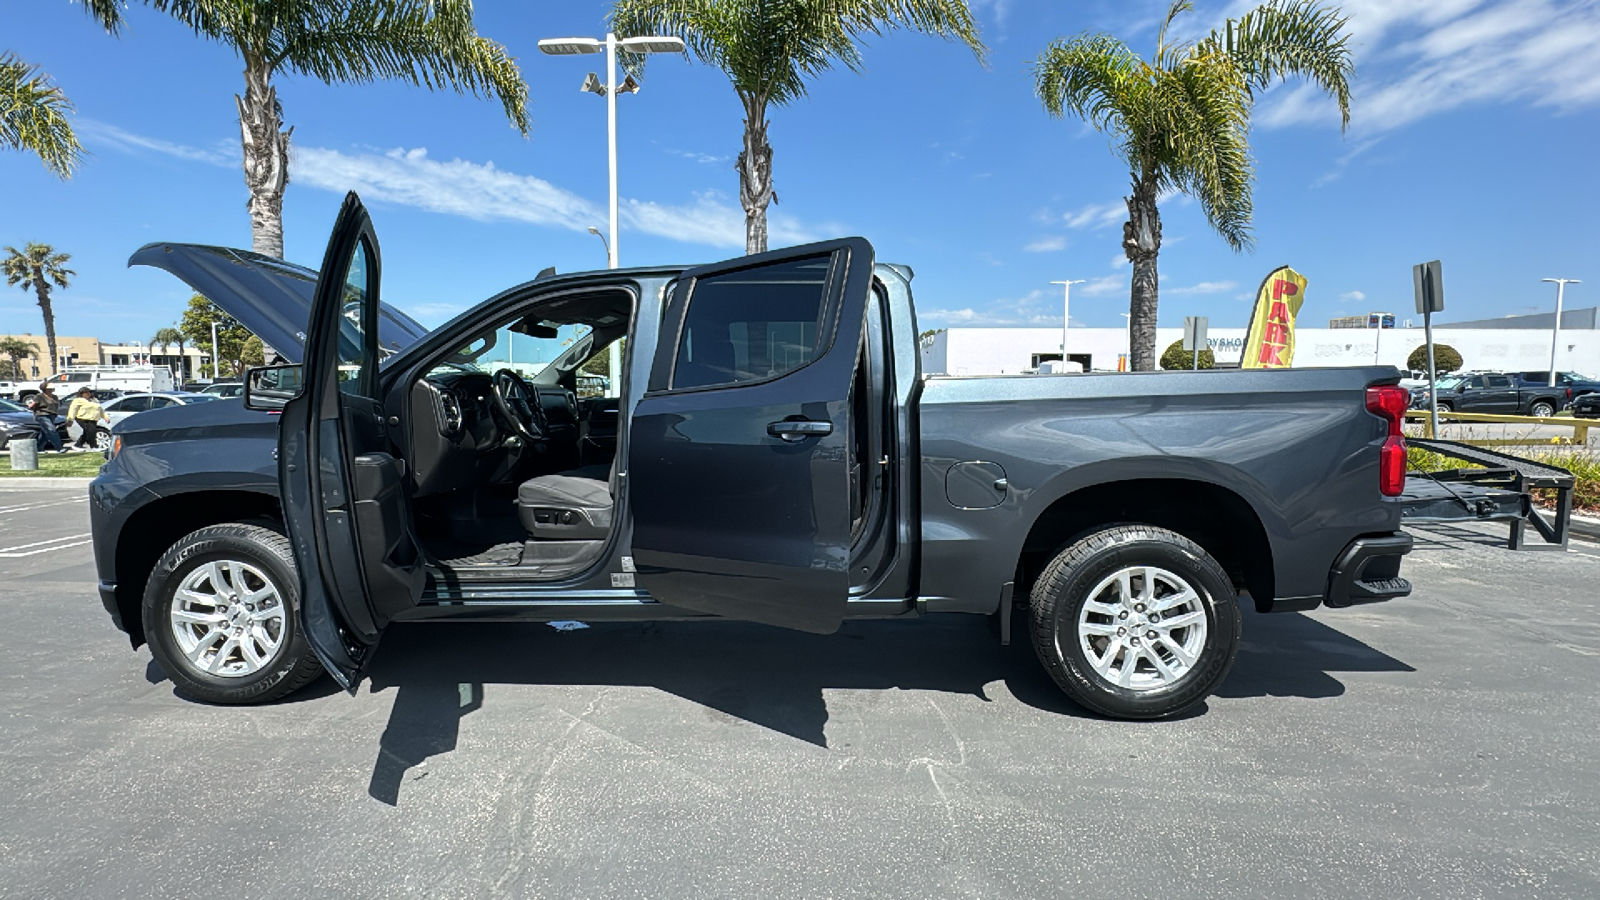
[767,420,833,442]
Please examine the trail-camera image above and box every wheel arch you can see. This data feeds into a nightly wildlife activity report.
[113,489,283,647]
[1016,478,1276,613]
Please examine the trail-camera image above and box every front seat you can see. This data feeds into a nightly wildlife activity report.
[517,463,613,540]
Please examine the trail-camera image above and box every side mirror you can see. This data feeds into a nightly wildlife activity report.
[1455,384,1467,393]
[243,364,304,411]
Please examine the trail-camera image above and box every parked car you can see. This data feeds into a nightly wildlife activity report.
[90,193,1415,721]
[67,391,221,449]
[1573,391,1600,419]
[1515,371,1600,403]
[1425,371,1570,417]
[0,398,68,451]
[198,380,245,398]
[18,366,175,403]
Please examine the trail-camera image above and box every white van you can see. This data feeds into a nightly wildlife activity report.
[18,366,176,401]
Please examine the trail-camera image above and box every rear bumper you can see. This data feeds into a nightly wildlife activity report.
[1324,532,1413,609]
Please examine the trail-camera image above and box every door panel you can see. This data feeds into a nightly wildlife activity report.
[628,239,875,634]
[280,193,424,690]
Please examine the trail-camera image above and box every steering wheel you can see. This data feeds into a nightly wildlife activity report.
[491,368,549,443]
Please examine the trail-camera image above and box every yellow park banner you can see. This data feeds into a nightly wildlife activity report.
[1240,266,1308,368]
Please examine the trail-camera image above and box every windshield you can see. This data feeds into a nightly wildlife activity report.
[430,321,595,381]
[1434,375,1468,390]
[181,394,221,403]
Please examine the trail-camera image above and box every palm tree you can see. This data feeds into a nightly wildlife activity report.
[611,0,985,254]
[1033,0,1352,370]
[1,2,125,177]
[0,337,38,381]
[145,0,530,257]
[2,243,75,376]
[151,326,187,380]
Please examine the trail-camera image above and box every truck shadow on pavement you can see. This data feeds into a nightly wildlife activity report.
[360,611,1411,806]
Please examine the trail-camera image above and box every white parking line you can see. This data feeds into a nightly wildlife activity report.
[0,533,93,557]
[0,496,88,515]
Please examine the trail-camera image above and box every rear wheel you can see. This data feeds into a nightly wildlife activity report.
[1529,400,1556,418]
[1436,401,1452,413]
[142,523,323,704]
[1029,525,1240,719]
[93,427,112,451]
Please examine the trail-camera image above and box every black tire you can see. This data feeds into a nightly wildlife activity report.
[142,523,323,704]
[1529,400,1556,418]
[1435,401,1452,413]
[1029,524,1241,720]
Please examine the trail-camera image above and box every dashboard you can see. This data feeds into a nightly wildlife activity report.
[406,371,585,496]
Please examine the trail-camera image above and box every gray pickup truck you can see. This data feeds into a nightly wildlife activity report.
[90,194,1413,720]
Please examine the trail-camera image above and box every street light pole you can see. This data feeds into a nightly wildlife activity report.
[539,33,684,271]
[1050,279,1085,366]
[1541,278,1580,388]
[211,321,220,380]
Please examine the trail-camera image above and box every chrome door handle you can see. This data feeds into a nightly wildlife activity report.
[767,420,833,442]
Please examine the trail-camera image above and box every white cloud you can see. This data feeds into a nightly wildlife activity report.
[1109,254,1128,270]
[1023,236,1067,253]
[79,124,823,251]
[1256,0,1600,133]
[1078,274,1128,297]
[79,119,235,166]
[1062,201,1126,230]
[665,148,730,165]
[1167,280,1239,295]
[1341,290,1368,302]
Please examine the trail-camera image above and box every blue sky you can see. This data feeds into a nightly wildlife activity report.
[4,0,1599,344]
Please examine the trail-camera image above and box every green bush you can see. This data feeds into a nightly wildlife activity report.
[1159,339,1214,370]
[1406,343,1462,376]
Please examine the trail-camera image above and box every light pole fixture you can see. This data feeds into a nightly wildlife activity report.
[1050,279,1085,362]
[1541,278,1580,389]
[539,33,685,270]
[587,226,611,263]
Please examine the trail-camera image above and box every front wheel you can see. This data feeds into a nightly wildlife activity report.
[1435,401,1452,413]
[1029,525,1241,720]
[93,427,112,451]
[142,523,324,704]
[1529,400,1556,418]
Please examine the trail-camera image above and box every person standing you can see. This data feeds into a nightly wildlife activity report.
[65,388,107,450]
[26,384,64,453]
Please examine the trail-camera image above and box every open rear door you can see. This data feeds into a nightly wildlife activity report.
[627,238,875,634]
[279,192,424,690]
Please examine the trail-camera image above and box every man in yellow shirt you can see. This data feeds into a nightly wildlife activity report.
[65,388,107,450]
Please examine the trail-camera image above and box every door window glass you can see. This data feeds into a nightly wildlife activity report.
[148,396,174,408]
[671,255,832,390]
[113,396,150,412]
[1486,375,1512,388]
[338,239,374,395]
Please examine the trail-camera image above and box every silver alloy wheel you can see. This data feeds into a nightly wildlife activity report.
[169,560,287,678]
[94,428,112,451]
[1077,565,1209,691]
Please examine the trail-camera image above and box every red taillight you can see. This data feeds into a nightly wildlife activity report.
[1366,385,1408,497]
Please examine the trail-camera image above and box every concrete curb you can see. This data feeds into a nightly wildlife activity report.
[1571,511,1600,542]
[0,477,94,490]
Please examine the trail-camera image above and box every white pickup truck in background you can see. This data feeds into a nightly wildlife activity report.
[10,365,176,401]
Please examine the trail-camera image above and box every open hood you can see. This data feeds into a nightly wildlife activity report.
[128,243,428,365]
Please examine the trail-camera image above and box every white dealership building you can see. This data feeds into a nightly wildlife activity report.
[920,306,1600,376]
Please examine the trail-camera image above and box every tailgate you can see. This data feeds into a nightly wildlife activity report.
[1402,438,1575,550]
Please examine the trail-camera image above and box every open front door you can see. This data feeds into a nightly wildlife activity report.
[279,192,424,690]
[628,238,875,634]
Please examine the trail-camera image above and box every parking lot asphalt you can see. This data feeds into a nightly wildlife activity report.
[1,487,1598,899]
